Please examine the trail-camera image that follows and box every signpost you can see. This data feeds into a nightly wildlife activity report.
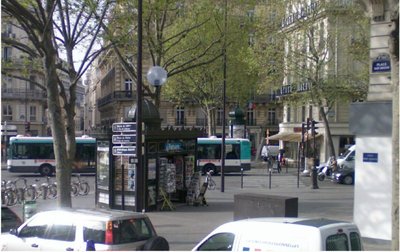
[112,122,137,210]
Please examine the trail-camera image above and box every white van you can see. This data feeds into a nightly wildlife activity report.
[192,217,363,251]
[337,145,356,169]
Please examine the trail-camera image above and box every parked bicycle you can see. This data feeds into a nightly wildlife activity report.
[71,174,90,196]
[36,176,57,200]
[2,180,16,206]
[1,178,37,206]
[205,170,216,190]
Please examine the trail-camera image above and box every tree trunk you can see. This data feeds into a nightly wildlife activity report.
[319,106,336,158]
[42,6,71,208]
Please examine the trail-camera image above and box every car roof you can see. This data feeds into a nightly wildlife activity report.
[34,208,148,221]
[218,218,353,231]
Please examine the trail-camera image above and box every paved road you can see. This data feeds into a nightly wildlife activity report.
[1,162,392,250]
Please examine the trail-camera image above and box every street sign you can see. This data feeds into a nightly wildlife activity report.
[112,134,136,144]
[112,146,136,156]
[112,122,137,132]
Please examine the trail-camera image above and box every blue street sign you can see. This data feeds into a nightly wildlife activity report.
[112,146,136,156]
[112,134,136,144]
[112,122,137,132]
[363,153,378,163]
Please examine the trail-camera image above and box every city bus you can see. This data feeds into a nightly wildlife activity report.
[197,137,251,174]
[7,135,96,176]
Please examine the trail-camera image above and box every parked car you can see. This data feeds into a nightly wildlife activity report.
[192,217,363,251]
[1,208,169,251]
[332,165,355,185]
[1,207,22,233]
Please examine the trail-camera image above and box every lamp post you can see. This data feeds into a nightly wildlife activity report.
[221,0,228,193]
[136,0,143,212]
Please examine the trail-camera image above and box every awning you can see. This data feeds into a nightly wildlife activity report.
[268,132,322,142]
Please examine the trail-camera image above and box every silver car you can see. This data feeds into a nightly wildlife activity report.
[1,208,169,251]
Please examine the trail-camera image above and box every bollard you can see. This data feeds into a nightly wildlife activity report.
[311,166,319,189]
[268,168,272,189]
[23,200,37,222]
[240,168,244,188]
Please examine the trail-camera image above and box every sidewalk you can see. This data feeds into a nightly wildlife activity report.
[146,161,392,251]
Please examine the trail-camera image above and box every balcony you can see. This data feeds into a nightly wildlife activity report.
[97,91,134,107]
[1,88,47,100]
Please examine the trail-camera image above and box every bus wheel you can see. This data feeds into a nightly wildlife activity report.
[202,164,216,175]
[40,165,54,176]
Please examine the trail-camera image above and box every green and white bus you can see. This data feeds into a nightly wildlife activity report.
[197,137,251,174]
[7,135,96,176]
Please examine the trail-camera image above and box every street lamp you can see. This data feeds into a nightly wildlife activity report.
[147,66,167,86]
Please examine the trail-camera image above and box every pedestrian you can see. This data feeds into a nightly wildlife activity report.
[261,145,269,162]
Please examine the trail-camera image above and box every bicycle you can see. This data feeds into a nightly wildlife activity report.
[205,170,216,190]
[1,180,17,206]
[36,176,57,200]
[71,174,90,196]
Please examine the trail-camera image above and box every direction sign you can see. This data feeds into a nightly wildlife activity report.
[112,122,137,132]
[112,146,136,156]
[112,134,136,144]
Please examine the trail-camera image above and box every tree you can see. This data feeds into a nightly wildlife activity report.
[2,0,111,207]
[248,0,369,158]
[163,0,259,135]
[100,0,245,109]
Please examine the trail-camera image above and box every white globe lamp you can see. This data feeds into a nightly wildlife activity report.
[146,66,167,86]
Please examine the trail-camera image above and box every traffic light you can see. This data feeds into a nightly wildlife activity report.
[306,118,311,131]
[25,122,30,132]
[311,120,319,136]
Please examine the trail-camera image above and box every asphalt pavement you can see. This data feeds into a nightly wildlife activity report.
[1,161,392,250]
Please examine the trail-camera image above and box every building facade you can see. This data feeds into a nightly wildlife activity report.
[275,0,367,164]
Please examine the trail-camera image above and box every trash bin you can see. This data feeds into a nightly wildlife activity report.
[23,200,37,221]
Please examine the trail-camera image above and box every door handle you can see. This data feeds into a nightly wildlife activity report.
[66,247,74,251]
[31,243,39,248]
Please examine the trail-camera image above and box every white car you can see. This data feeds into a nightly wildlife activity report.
[192,217,363,251]
[1,208,169,251]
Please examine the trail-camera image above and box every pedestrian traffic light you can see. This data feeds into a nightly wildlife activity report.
[25,122,30,132]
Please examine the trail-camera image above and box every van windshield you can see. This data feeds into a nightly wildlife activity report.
[341,147,353,158]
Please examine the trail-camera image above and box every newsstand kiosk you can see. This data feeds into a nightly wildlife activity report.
[94,99,205,211]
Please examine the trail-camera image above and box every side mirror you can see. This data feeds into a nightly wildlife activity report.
[9,228,18,236]
[142,236,169,251]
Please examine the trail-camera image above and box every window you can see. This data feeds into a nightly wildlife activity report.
[3,104,12,121]
[286,106,291,122]
[326,233,349,251]
[46,223,76,241]
[217,108,224,126]
[83,221,106,244]
[125,78,132,91]
[247,107,255,126]
[197,232,235,251]
[350,232,362,250]
[176,106,185,125]
[106,218,153,244]
[18,216,49,238]
[268,108,276,125]
[2,47,12,61]
[30,106,37,121]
